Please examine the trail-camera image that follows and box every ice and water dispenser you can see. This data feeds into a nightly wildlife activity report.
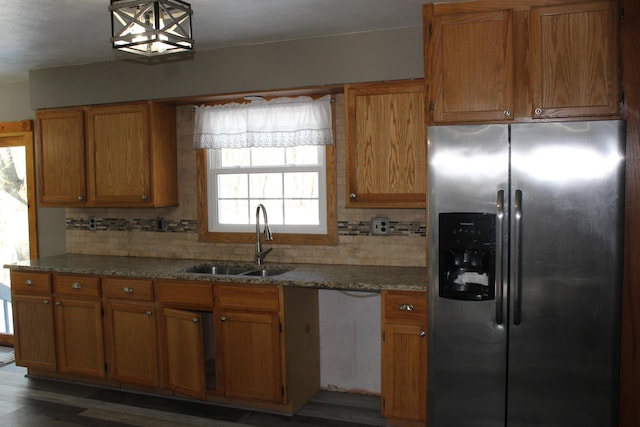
[439,213,496,301]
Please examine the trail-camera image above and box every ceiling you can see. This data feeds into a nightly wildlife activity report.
[0,0,451,84]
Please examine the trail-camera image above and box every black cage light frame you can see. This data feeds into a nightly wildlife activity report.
[110,0,194,57]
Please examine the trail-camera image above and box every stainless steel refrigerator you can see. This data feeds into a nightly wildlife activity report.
[427,121,625,427]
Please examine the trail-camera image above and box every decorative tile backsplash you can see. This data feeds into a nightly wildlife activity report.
[67,217,425,237]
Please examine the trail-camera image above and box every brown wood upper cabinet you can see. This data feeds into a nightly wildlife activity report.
[36,101,178,207]
[345,80,426,208]
[424,0,619,123]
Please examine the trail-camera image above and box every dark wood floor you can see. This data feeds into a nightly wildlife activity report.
[0,362,386,427]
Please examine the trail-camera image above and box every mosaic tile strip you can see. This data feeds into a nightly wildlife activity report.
[67,218,426,237]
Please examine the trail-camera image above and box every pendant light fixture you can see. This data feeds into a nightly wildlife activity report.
[110,0,194,57]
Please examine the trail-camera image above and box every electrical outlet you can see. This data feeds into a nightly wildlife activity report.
[88,216,97,231]
[371,217,391,236]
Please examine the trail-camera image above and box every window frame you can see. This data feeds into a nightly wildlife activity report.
[196,100,337,246]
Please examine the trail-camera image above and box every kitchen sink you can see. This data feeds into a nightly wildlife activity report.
[183,263,290,277]
[243,269,290,277]
[184,264,253,275]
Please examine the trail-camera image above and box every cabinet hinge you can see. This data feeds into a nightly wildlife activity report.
[101,307,104,317]
[279,323,283,333]
[429,101,435,114]
[428,23,433,36]
[104,363,108,373]
[281,386,285,396]
[382,331,385,342]
[620,86,625,105]
[620,7,624,21]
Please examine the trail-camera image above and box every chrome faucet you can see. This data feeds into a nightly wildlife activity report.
[255,204,274,265]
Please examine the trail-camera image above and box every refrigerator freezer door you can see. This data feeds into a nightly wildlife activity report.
[427,124,509,427]
[508,121,625,427]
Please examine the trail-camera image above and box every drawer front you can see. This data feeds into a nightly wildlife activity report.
[217,284,279,312]
[54,274,100,298]
[11,271,51,295]
[103,277,153,301]
[383,290,427,322]
[157,280,213,308]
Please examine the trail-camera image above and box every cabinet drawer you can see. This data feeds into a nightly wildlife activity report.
[103,277,153,301]
[383,291,427,322]
[11,271,51,295]
[157,280,213,308]
[54,275,100,298]
[217,284,279,312]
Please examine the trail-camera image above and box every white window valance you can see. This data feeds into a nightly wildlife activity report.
[193,95,334,149]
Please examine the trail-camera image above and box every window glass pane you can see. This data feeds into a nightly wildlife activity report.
[220,148,250,167]
[250,200,284,225]
[286,146,319,165]
[250,173,283,198]
[284,172,318,198]
[251,147,285,166]
[284,200,319,225]
[218,174,248,198]
[218,200,249,224]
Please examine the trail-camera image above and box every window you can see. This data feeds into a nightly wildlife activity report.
[195,95,337,246]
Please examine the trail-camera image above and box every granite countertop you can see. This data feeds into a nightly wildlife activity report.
[5,254,427,293]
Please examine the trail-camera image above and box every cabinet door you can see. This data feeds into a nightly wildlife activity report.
[219,310,283,402]
[12,295,56,370]
[86,103,151,205]
[36,108,87,205]
[345,80,426,208]
[163,308,207,399]
[54,298,105,378]
[382,323,427,422]
[105,302,159,387]
[530,1,618,118]
[428,9,514,123]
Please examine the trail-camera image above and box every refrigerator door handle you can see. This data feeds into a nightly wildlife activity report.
[495,190,505,325]
[513,189,523,325]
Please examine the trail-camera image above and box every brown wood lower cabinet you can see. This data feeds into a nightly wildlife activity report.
[382,290,428,427]
[103,277,159,388]
[12,294,56,371]
[11,271,56,371]
[54,297,104,377]
[218,301,283,402]
[53,274,105,378]
[12,271,322,415]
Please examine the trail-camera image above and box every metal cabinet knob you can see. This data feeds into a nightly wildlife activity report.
[192,318,199,323]
[420,329,426,337]
[534,108,543,115]
[78,195,85,201]
[220,316,227,322]
[504,109,511,117]
[145,311,152,317]
[71,282,82,289]
[349,193,357,199]
[399,303,415,312]
[24,279,33,286]
[141,195,149,201]
[56,301,62,306]
[43,299,50,304]
[123,287,134,293]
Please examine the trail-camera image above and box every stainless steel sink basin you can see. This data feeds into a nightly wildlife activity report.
[184,264,252,275]
[183,264,291,277]
[243,269,290,277]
